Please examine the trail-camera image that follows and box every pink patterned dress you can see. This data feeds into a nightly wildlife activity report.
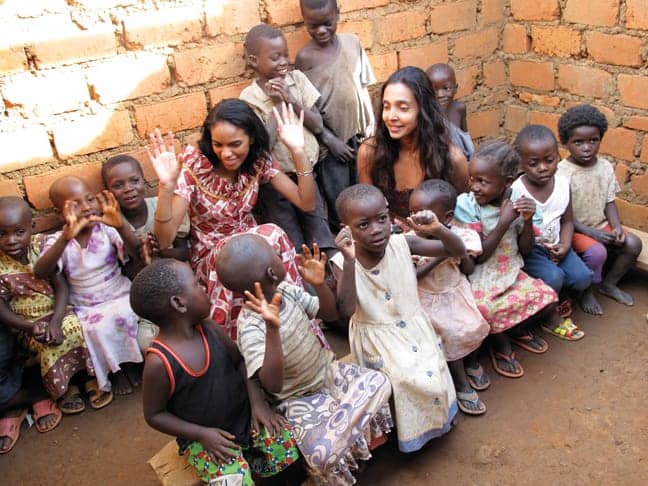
[175,146,306,340]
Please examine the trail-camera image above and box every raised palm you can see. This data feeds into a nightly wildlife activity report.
[97,191,124,228]
[244,282,282,328]
[296,243,327,286]
[273,102,305,152]
[146,128,181,187]
[62,200,95,240]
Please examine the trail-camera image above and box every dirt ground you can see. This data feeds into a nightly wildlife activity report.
[2,274,647,485]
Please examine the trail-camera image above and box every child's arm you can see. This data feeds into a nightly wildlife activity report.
[604,201,626,246]
[550,199,575,262]
[0,300,45,340]
[46,273,70,345]
[296,243,338,322]
[266,78,324,138]
[96,191,142,261]
[243,283,284,394]
[415,256,444,279]
[474,198,519,263]
[332,226,357,322]
[319,125,354,162]
[405,210,466,259]
[514,197,536,256]
[143,354,240,461]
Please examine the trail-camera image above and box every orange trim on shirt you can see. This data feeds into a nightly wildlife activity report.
[150,325,211,378]
[146,347,176,397]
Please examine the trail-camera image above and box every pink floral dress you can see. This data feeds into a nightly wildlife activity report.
[454,193,557,333]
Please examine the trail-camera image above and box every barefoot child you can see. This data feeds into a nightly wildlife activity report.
[134,259,300,485]
[296,0,376,231]
[217,235,392,484]
[240,23,336,252]
[454,141,574,379]
[408,180,490,416]
[330,184,464,453]
[512,125,593,326]
[556,105,642,315]
[0,197,94,414]
[34,177,143,398]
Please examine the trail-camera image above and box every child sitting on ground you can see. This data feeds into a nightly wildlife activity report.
[454,141,576,380]
[556,105,642,315]
[296,0,376,231]
[512,125,593,323]
[408,180,490,416]
[330,184,464,453]
[426,63,474,160]
[217,236,392,484]
[34,176,143,398]
[240,23,336,252]
[0,197,95,414]
[134,259,300,485]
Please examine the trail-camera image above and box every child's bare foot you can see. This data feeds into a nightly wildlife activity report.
[598,283,634,306]
[111,370,133,396]
[579,288,603,315]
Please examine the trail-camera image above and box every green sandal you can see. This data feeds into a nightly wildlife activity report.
[541,318,585,341]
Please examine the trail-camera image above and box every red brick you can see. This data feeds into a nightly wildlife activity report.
[378,11,426,44]
[2,70,88,116]
[510,60,554,91]
[528,111,561,138]
[505,105,527,133]
[585,32,642,67]
[24,163,103,210]
[266,0,301,25]
[284,28,310,62]
[642,137,648,163]
[599,127,637,161]
[631,172,648,198]
[455,65,479,99]
[624,117,648,132]
[52,110,134,159]
[454,28,499,59]
[615,163,629,186]
[87,54,170,104]
[398,41,448,70]
[123,6,202,49]
[206,0,260,36]
[482,0,506,24]
[0,127,53,174]
[510,0,559,20]
[467,109,501,139]
[429,1,477,34]
[616,198,648,231]
[481,60,505,88]
[135,93,207,137]
[33,214,63,234]
[503,24,530,53]
[563,0,619,27]
[340,0,390,12]
[518,92,561,108]
[209,81,251,107]
[531,26,581,57]
[558,65,613,99]
[0,45,28,73]
[626,0,648,30]
[0,180,22,198]
[338,20,374,49]
[618,75,648,110]
[368,52,398,83]
[174,44,245,87]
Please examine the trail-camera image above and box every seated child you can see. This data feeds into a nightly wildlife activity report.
[240,23,336,252]
[454,141,573,379]
[556,104,642,315]
[409,180,490,416]
[512,125,593,324]
[0,197,94,414]
[34,176,143,397]
[426,63,474,159]
[330,184,465,453]
[133,259,300,485]
[296,0,376,231]
[217,235,392,484]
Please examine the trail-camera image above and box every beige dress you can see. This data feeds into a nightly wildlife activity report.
[331,235,456,453]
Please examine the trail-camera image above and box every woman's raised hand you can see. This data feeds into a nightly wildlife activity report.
[273,102,305,152]
[145,129,181,188]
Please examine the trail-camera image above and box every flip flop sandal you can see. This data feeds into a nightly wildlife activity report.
[541,318,585,341]
[465,363,490,391]
[557,298,573,318]
[58,385,86,415]
[489,348,524,378]
[456,390,487,416]
[84,379,114,410]
[511,331,549,354]
[32,399,62,433]
[0,409,28,455]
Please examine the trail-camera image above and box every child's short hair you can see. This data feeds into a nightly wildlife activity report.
[473,140,520,179]
[425,63,455,79]
[0,196,31,221]
[557,104,608,144]
[244,23,284,56]
[300,0,338,10]
[514,124,558,150]
[216,234,275,294]
[413,179,457,214]
[101,154,143,186]
[49,175,87,209]
[130,258,185,324]
[335,183,384,223]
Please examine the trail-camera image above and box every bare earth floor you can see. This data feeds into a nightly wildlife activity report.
[2,275,648,485]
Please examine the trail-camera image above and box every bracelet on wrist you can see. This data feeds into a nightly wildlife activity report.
[296,169,314,177]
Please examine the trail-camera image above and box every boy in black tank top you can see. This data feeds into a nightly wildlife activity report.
[131,259,300,485]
